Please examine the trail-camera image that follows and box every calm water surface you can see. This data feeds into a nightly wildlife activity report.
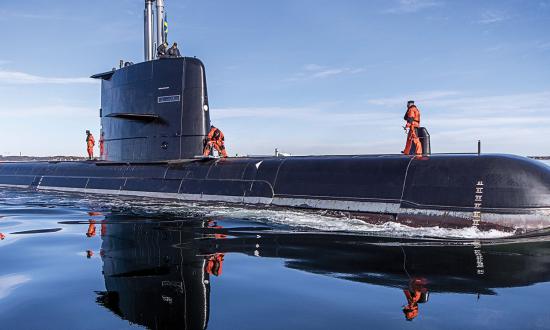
[1,162,550,330]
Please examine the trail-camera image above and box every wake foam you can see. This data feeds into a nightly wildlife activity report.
[0,190,515,239]
[90,197,514,239]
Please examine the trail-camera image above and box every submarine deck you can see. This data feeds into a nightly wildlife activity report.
[0,153,549,232]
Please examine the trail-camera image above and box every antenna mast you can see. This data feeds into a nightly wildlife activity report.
[144,0,154,61]
[144,0,168,61]
[156,0,166,47]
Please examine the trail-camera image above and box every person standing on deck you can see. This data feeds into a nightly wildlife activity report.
[168,42,181,58]
[86,130,95,160]
[402,100,422,155]
[157,41,168,58]
[99,131,105,159]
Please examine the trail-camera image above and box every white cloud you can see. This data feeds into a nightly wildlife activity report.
[216,90,550,156]
[287,64,365,81]
[535,41,550,50]
[0,70,97,85]
[385,0,442,14]
[213,105,395,127]
[478,10,509,24]
[368,90,461,106]
[0,9,78,21]
[0,274,31,300]
[217,90,550,129]
[368,90,550,119]
[303,64,325,71]
[0,105,97,119]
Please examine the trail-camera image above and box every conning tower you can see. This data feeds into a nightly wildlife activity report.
[92,0,210,162]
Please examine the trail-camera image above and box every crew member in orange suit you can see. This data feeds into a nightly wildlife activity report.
[0,233,5,240]
[205,253,225,276]
[99,131,105,159]
[402,100,423,155]
[203,125,228,158]
[86,130,95,160]
[86,220,96,237]
[402,278,428,321]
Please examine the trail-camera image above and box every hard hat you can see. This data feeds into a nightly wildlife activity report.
[407,100,415,105]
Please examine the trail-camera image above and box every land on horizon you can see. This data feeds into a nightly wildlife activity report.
[1,155,549,162]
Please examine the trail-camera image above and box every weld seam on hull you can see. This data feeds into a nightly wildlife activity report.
[271,197,401,214]
[34,186,273,205]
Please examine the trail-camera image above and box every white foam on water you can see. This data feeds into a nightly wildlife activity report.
[86,197,514,239]
[203,206,514,239]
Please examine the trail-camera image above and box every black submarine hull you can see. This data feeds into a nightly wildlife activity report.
[1,153,549,233]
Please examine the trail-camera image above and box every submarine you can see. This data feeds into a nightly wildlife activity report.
[94,216,550,329]
[0,0,549,234]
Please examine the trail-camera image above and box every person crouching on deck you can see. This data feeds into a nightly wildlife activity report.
[203,125,228,158]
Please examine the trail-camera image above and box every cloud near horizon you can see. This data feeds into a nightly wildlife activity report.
[0,104,97,118]
[286,64,365,81]
[214,90,550,156]
[0,70,97,85]
[384,0,442,14]
[477,10,510,24]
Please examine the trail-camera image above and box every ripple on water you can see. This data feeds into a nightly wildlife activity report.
[0,188,517,240]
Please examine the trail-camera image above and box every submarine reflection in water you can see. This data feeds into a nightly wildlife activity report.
[93,218,550,327]
[95,219,211,330]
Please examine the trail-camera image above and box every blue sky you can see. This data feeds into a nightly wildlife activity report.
[0,0,549,156]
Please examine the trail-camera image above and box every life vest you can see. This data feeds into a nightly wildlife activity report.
[404,105,421,126]
[205,254,224,276]
[403,289,422,320]
[208,127,225,143]
[86,134,95,147]
[86,220,96,237]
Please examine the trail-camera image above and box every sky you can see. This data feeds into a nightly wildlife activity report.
[0,0,549,157]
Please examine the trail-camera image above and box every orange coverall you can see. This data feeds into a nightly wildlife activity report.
[86,220,96,237]
[99,135,105,158]
[86,133,95,159]
[402,278,428,321]
[203,127,228,158]
[402,105,423,155]
[205,253,225,276]
[403,289,421,321]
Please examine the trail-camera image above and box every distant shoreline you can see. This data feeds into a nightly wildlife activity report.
[0,156,86,162]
